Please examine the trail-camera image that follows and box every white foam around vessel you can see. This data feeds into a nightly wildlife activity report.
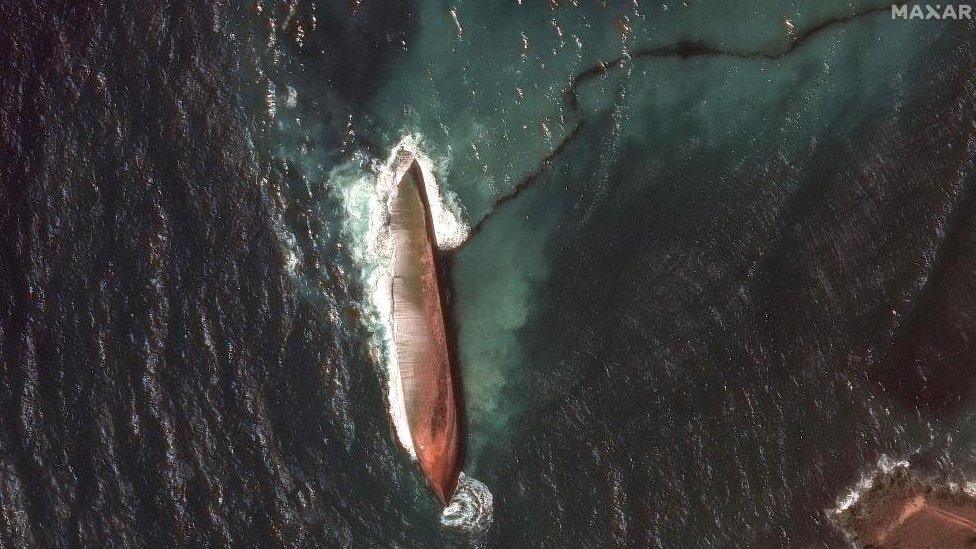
[337,135,469,459]
[440,471,494,535]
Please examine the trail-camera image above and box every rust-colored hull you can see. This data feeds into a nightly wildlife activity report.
[390,161,461,505]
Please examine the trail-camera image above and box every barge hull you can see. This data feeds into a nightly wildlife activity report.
[390,161,461,504]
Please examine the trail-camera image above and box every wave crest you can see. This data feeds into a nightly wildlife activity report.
[440,472,494,536]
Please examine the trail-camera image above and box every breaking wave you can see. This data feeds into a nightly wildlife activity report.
[440,472,494,536]
[831,454,911,514]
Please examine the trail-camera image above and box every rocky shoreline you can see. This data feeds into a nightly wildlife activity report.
[833,467,976,548]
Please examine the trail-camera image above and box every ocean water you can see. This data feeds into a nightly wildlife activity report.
[2,0,976,547]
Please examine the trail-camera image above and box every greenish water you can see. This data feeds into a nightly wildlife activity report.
[249,0,974,544]
[360,1,944,465]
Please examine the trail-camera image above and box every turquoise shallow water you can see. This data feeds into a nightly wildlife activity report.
[367,1,950,464]
[248,1,976,545]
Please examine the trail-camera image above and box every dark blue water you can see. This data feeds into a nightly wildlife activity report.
[2,1,976,546]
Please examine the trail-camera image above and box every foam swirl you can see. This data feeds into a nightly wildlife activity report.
[440,472,494,536]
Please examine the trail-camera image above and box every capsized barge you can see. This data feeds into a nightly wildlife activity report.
[389,158,462,505]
